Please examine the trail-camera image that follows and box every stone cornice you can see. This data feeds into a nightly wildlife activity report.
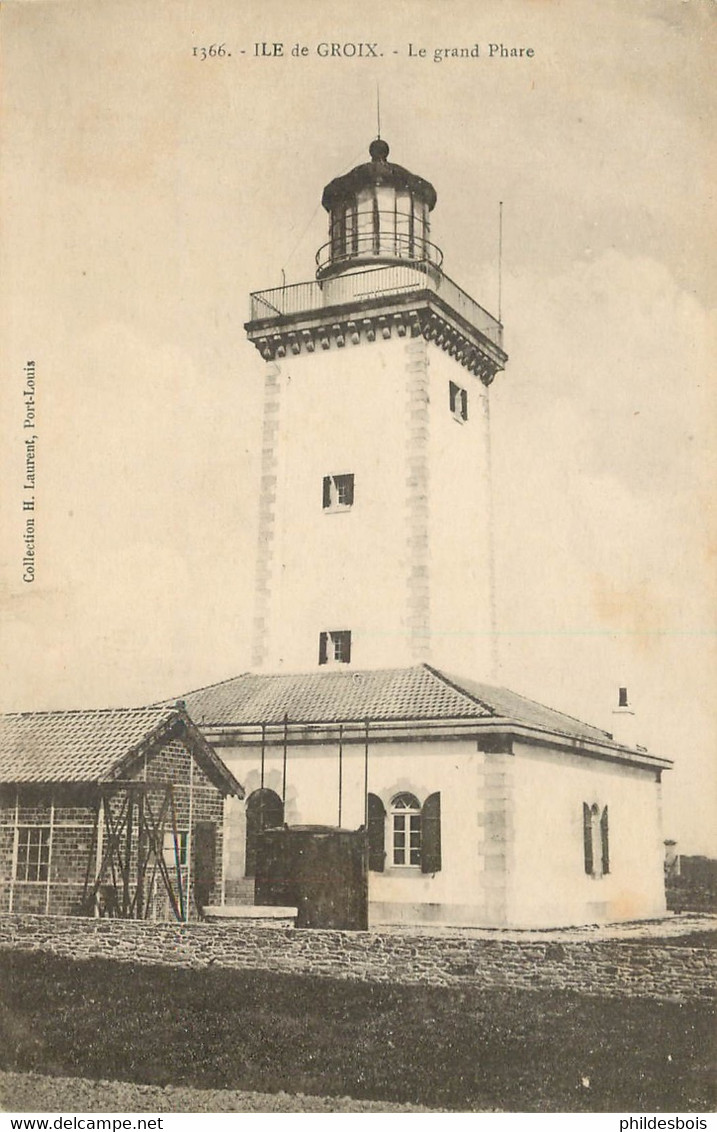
[203,717,671,773]
[244,290,507,386]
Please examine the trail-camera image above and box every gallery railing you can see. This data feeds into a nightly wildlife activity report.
[249,264,503,349]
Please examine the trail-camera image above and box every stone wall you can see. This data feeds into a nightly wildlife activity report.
[0,914,713,1003]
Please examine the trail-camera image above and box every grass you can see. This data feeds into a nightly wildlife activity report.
[0,950,714,1112]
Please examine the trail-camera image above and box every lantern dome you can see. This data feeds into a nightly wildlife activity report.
[316,140,442,279]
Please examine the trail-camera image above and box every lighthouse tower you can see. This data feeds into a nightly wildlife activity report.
[245,139,507,675]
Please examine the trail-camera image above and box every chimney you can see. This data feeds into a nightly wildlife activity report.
[611,686,639,748]
[664,839,680,878]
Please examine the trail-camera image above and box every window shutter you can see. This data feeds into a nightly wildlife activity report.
[421,792,441,873]
[367,793,386,872]
[318,632,328,665]
[583,802,594,875]
[461,388,468,421]
[344,632,352,664]
[345,474,355,507]
[449,382,457,413]
[600,805,610,875]
[322,476,332,509]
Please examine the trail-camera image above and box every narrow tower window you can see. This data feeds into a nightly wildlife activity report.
[322,474,355,511]
[318,630,352,665]
[449,381,468,422]
[583,802,610,878]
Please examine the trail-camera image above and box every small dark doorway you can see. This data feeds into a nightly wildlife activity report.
[193,820,217,913]
[245,788,284,878]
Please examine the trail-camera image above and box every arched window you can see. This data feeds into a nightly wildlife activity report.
[387,791,442,872]
[391,792,422,867]
[583,802,609,878]
[245,788,284,878]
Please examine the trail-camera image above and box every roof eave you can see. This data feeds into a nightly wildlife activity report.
[174,710,245,797]
[321,162,437,211]
[101,710,245,797]
[477,719,673,771]
[195,714,671,771]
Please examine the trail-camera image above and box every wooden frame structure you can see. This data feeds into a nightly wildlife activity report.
[81,780,186,922]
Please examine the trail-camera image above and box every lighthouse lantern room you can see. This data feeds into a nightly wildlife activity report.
[317,138,442,279]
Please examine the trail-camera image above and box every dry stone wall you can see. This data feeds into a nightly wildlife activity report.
[0,914,714,1003]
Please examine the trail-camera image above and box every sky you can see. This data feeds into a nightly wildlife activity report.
[1,0,715,853]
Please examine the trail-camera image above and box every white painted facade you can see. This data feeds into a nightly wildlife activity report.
[253,339,415,671]
[251,335,493,677]
[216,729,667,928]
[507,742,666,926]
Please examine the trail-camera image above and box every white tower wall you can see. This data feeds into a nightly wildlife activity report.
[251,331,495,676]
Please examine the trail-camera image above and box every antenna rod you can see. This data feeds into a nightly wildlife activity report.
[376,84,381,139]
[498,201,503,323]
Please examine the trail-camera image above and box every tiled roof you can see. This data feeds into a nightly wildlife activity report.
[169,663,613,744]
[0,706,242,791]
[439,671,612,743]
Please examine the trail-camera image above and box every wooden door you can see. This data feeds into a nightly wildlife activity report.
[193,820,216,914]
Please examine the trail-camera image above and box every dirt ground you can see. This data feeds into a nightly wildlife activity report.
[0,1071,437,1114]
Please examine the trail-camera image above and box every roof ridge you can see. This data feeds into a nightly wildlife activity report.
[437,666,612,738]
[164,664,426,705]
[251,665,419,680]
[488,684,611,737]
[155,671,254,705]
[422,663,497,716]
[2,704,173,721]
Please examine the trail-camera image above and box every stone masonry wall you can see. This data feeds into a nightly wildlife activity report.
[0,914,713,1004]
